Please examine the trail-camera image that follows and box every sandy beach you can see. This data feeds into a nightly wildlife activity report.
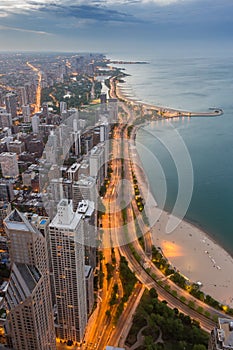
[131,141,233,308]
[114,80,233,308]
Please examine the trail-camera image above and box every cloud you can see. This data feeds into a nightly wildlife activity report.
[36,3,138,24]
[0,24,52,35]
[140,0,192,4]
[0,0,195,14]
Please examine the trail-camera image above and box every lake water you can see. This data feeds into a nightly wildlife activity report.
[110,54,233,254]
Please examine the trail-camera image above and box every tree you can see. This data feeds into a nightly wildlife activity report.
[149,288,158,299]
[193,345,207,350]
[105,310,111,318]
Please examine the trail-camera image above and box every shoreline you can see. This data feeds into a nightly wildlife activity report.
[116,80,223,118]
[111,78,233,308]
[132,126,233,308]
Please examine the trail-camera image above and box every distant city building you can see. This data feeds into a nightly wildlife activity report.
[22,105,31,122]
[0,139,8,153]
[100,93,107,104]
[0,108,12,129]
[89,143,107,190]
[24,82,35,105]
[209,318,233,349]
[5,92,17,119]
[0,152,19,178]
[0,180,14,202]
[72,175,96,212]
[83,134,93,155]
[42,103,49,119]
[48,199,87,343]
[99,123,109,143]
[19,86,27,107]
[79,159,90,178]
[0,202,11,227]
[45,131,57,164]
[4,210,56,350]
[22,170,36,187]
[79,119,87,129]
[0,127,11,140]
[8,140,25,155]
[67,163,81,182]
[48,178,72,212]
[72,119,81,156]
[27,138,44,157]
[18,133,33,151]
[31,114,40,134]
[60,101,67,114]
[108,98,118,122]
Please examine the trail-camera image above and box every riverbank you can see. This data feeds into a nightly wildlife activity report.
[112,78,233,308]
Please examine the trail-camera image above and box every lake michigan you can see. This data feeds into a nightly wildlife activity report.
[110,52,233,255]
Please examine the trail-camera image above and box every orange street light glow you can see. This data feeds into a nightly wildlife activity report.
[161,241,184,258]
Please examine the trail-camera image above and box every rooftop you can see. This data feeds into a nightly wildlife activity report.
[219,318,233,348]
[4,209,43,236]
[75,175,95,187]
[15,263,41,293]
[68,162,81,173]
[50,199,82,229]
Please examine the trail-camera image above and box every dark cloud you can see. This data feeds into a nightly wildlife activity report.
[34,2,139,23]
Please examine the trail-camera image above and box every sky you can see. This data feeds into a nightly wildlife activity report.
[0,0,233,55]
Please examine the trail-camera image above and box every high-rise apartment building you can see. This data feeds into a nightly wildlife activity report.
[72,175,96,212]
[8,140,25,155]
[0,152,19,178]
[5,93,17,119]
[48,199,87,344]
[60,101,67,114]
[77,200,96,268]
[0,202,11,228]
[67,163,81,182]
[0,108,12,129]
[89,144,106,191]
[0,180,14,202]
[3,209,56,350]
[22,105,31,122]
[19,87,28,107]
[31,114,40,134]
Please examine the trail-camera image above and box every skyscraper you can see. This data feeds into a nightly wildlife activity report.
[48,199,87,344]
[22,105,31,122]
[19,87,28,107]
[89,144,105,191]
[0,108,12,129]
[0,152,19,178]
[31,114,40,134]
[77,200,96,268]
[3,210,56,350]
[0,180,14,202]
[5,93,17,119]
[72,175,96,212]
